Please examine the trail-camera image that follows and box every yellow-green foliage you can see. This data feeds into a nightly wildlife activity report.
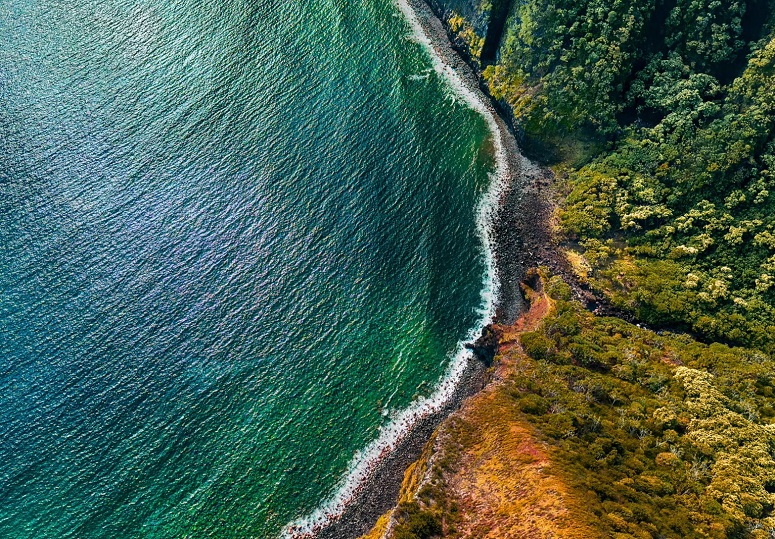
[448,13,484,60]
[551,38,775,349]
[483,64,530,111]
[513,278,775,538]
[674,367,775,527]
[477,0,775,349]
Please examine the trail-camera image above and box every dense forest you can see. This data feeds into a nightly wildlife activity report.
[382,1,775,538]
[516,272,775,538]
[445,0,775,351]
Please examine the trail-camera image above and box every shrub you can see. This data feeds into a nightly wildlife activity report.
[392,502,442,539]
[520,331,554,360]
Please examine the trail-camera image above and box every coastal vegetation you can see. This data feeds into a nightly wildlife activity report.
[365,1,775,537]
[515,272,775,538]
[488,0,775,351]
[439,0,775,350]
[366,272,775,538]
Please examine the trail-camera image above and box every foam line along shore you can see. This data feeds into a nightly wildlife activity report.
[279,0,538,536]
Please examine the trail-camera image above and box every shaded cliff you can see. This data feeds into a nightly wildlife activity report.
[424,0,514,66]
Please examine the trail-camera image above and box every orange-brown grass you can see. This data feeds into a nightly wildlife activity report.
[362,273,600,539]
[359,512,391,539]
[433,383,601,539]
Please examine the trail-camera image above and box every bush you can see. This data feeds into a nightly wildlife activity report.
[520,332,554,360]
[392,502,443,539]
[518,394,550,415]
[509,283,775,537]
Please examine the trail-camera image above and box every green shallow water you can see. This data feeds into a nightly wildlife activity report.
[0,1,495,537]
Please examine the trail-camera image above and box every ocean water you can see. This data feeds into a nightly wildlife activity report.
[0,1,496,538]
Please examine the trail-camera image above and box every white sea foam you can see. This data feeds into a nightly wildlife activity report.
[281,2,510,537]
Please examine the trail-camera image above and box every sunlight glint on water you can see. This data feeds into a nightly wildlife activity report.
[0,1,495,537]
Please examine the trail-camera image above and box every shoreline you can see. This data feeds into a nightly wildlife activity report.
[282,1,555,538]
[278,1,775,536]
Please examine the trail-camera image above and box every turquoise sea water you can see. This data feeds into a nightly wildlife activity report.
[0,1,495,537]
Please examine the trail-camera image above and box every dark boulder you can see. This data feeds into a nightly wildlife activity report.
[465,324,502,366]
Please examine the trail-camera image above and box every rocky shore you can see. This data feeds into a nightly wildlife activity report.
[299,1,558,537]
[313,356,490,539]
[417,0,640,325]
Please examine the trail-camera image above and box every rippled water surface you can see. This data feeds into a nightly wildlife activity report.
[0,1,494,537]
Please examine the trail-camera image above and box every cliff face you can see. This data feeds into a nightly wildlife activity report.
[423,0,514,65]
[426,0,492,36]
[478,0,512,64]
